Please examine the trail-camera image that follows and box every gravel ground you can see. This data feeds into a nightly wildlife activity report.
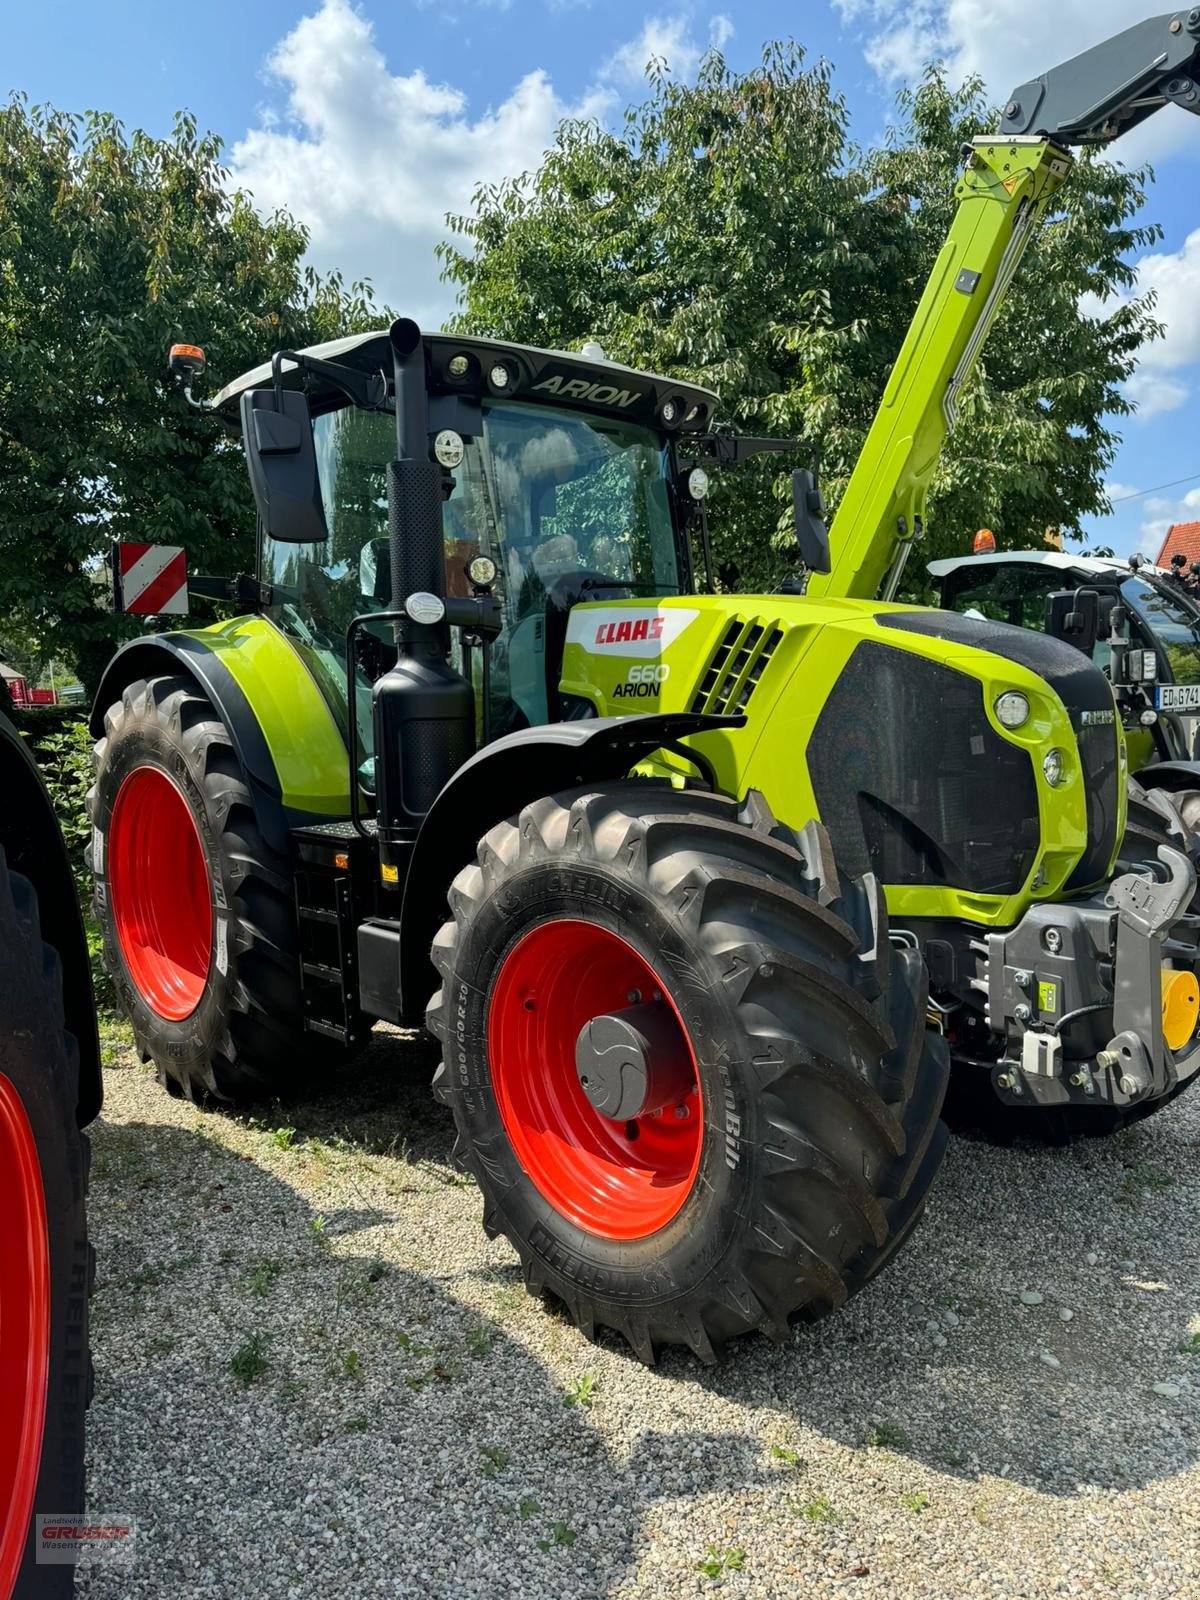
[75,1023,1200,1600]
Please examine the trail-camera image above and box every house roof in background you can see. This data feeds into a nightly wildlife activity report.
[1154,521,1200,568]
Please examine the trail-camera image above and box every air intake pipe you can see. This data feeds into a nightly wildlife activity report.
[372,318,475,866]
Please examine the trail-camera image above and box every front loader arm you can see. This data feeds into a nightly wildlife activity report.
[809,10,1200,605]
[810,138,1072,602]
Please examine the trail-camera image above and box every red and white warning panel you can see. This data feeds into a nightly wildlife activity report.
[114,543,189,615]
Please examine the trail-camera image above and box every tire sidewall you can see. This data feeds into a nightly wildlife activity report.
[0,878,87,1599]
[91,707,234,1071]
[447,859,762,1309]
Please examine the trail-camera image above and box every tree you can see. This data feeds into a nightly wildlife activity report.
[440,47,1160,593]
[0,99,387,693]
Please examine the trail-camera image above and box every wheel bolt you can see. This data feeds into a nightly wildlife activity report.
[627,989,642,1004]
[673,1103,690,1120]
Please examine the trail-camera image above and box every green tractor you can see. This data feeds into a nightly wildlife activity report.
[88,13,1200,1359]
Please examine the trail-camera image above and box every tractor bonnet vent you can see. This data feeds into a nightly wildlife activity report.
[691,618,784,715]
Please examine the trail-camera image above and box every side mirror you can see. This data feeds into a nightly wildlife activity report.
[1045,587,1100,654]
[791,468,831,575]
[240,388,329,544]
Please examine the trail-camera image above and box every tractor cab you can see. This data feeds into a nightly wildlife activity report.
[214,329,717,773]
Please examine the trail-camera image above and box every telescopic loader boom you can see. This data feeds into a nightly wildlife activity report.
[808,9,1200,604]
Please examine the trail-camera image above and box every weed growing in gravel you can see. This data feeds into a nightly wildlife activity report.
[517,1498,540,1521]
[247,1258,284,1296]
[278,1378,306,1401]
[144,1335,175,1358]
[901,1492,930,1513]
[1179,1331,1200,1355]
[795,1497,838,1525]
[770,1444,804,1467]
[537,1522,577,1552]
[229,1332,270,1386]
[395,1329,435,1358]
[564,1373,597,1408]
[696,1545,744,1577]
[340,1349,363,1380]
[345,1416,369,1434]
[480,1445,510,1477]
[126,1264,163,1294]
[1119,1164,1175,1201]
[866,1421,911,1452]
[308,1215,329,1248]
[466,1325,495,1359]
[270,1126,297,1151]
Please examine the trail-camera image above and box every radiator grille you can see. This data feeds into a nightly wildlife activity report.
[690,619,784,715]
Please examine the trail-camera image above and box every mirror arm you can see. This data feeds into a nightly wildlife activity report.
[269,349,389,412]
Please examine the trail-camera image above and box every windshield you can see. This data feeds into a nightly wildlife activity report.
[1122,576,1200,685]
[261,397,682,770]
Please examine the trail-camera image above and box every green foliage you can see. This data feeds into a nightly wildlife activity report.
[867,1421,912,1451]
[441,47,1159,589]
[795,1495,839,1524]
[0,98,388,694]
[18,711,92,874]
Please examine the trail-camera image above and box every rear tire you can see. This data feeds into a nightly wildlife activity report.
[87,674,325,1101]
[0,850,90,1600]
[427,783,949,1362]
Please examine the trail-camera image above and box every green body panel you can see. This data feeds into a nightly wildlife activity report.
[560,594,1126,927]
[812,139,1073,602]
[175,615,350,814]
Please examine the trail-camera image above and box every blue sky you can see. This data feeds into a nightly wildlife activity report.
[4,0,1198,559]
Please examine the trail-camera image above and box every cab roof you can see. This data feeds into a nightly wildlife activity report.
[213,329,720,435]
[927,550,1162,582]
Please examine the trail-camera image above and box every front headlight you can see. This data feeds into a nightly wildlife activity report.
[995,691,1030,729]
[1042,748,1067,787]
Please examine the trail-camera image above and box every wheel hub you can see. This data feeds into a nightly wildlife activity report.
[575,1002,697,1121]
[0,1072,51,1596]
[488,920,703,1240]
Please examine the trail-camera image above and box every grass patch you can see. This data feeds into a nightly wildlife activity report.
[229,1332,270,1386]
[796,1496,838,1525]
[770,1443,804,1467]
[696,1545,744,1577]
[1119,1164,1176,1202]
[866,1421,911,1452]
[480,1444,510,1477]
[564,1372,597,1408]
[901,1491,930,1512]
[537,1521,577,1552]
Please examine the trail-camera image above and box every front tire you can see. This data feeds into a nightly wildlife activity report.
[428,783,949,1362]
[0,851,90,1600]
[87,674,323,1101]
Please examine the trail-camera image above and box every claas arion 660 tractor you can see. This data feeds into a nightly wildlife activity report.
[1,700,96,1597]
[89,14,1200,1361]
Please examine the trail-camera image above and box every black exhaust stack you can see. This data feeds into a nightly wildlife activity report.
[372,318,474,874]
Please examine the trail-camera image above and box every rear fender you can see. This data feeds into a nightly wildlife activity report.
[89,620,351,855]
[395,712,742,1020]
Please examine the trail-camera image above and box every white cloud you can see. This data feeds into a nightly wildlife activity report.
[1138,487,1200,558]
[1087,227,1200,419]
[1103,481,1140,506]
[835,0,1198,161]
[230,0,724,323]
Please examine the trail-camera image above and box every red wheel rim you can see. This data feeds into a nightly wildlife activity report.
[488,920,703,1240]
[0,1072,51,1596]
[109,765,213,1021]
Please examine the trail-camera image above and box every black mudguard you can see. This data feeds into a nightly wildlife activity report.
[0,709,101,1126]
[1134,761,1200,794]
[395,712,742,1021]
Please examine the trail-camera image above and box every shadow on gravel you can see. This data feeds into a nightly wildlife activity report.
[82,1103,765,1600]
[94,1018,1200,1589]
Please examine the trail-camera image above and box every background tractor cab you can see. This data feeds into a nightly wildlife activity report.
[930,548,1200,769]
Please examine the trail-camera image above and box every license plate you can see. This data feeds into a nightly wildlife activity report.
[1156,684,1200,712]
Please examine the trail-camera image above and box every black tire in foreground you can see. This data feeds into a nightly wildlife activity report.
[0,850,90,1600]
[87,674,317,1102]
[427,782,949,1363]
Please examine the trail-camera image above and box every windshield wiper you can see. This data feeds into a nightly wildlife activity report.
[579,579,681,594]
